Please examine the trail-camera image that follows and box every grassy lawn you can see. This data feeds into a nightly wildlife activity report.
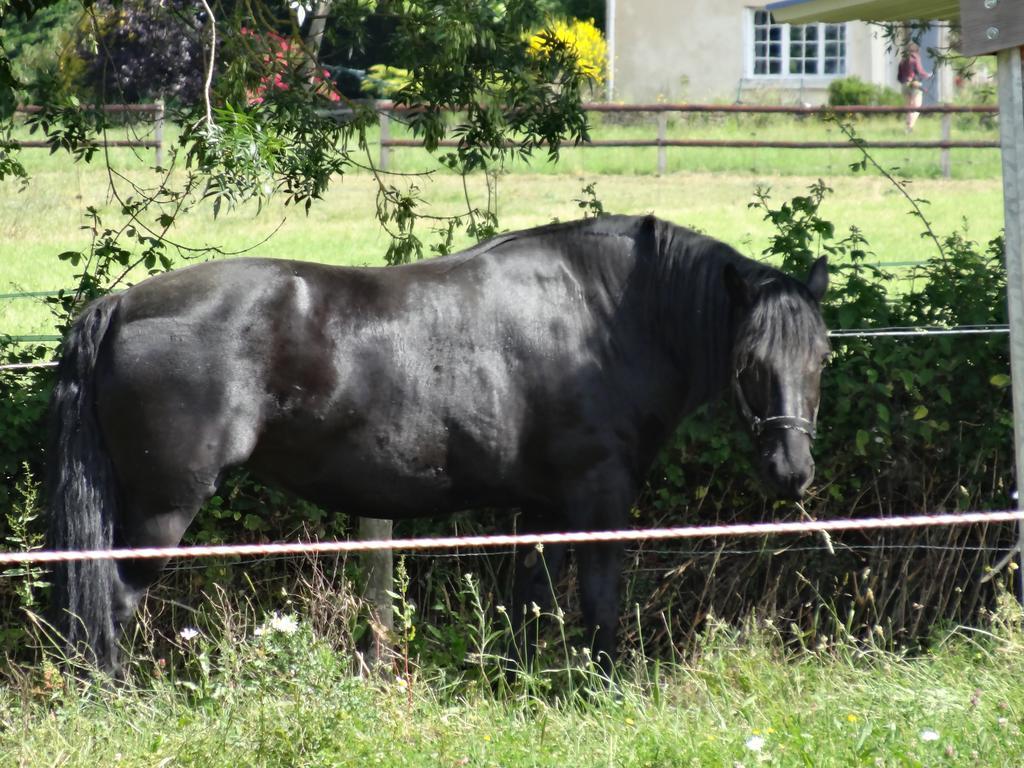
[3,613,1024,767]
[0,111,1004,336]
[0,146,1005,337]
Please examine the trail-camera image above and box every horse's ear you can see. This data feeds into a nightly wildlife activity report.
[723,264,752,310]
[806,256,828,302]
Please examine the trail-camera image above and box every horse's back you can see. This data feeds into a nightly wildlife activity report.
[90,245,630,516]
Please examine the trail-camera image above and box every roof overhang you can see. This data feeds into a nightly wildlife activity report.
[767,0,960,24]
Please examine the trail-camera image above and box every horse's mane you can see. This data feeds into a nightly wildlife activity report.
[644,215,825,408]
[448,215,825,407]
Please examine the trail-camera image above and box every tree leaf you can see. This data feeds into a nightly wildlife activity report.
[855,429,870,454]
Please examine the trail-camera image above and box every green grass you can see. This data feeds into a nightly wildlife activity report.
[0,142,1005,338]
[4,610,1024,767]
[0,112,1004,337]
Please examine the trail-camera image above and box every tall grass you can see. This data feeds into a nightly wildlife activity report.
[4,567,1024,767]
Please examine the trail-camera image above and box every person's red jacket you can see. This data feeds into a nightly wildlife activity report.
[898,53,928,84]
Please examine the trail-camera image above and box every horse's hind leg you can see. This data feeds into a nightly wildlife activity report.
[111,482,218,629]
[99,393,260,635]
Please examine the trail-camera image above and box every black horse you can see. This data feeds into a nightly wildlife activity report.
[47,214,829,674]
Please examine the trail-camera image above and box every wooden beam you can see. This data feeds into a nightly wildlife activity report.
[961,0,1024,56]
[996,45,1024,595]
[769,0,959,23]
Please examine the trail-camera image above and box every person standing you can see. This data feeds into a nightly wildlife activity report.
[898,42,931,132]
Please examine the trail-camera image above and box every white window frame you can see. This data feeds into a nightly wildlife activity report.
[744,8,848,80]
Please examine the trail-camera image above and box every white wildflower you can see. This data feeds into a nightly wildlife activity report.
[745,735,765,751]
[920,729,940,742]
[269,612,299,635]
[179,627,199,642]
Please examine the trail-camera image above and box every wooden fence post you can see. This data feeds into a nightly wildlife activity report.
[940,111,952,178]
[656,112,668,175]
[378,107,391,172]
[359,517,393,664]
[154,99,165,169]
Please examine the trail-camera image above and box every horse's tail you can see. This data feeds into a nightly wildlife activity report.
[46,293,122,671]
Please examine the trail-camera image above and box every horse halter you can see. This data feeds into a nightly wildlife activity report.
[732,370,817,440]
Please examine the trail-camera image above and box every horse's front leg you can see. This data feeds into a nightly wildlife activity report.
[509,509,569,672]
[567,465,635,679]
[575,540,626,678]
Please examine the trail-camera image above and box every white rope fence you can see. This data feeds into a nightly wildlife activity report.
[0,361,58,370]
[2,509,1023,566]
[828,325,1009,338]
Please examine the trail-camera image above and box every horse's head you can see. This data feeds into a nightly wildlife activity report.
[725,257,830,500]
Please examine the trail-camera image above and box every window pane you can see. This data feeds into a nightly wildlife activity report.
[824,59,837,74]
[751,9,790,78]
[805,60,818,74]
[805,26,818,40]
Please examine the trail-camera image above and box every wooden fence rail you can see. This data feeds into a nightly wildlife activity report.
[372,101,1000,177]
[13,102,165,167]
[9,100,999,177]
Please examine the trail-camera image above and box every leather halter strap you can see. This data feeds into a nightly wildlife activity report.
[733,374,817,440]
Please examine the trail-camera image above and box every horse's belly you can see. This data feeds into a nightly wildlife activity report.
[248,416,526,518]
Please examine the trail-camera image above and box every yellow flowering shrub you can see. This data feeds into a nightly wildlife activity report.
[528,18,607,85]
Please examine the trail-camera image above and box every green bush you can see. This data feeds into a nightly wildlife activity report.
[828,76,902,107]
[0,342,51,512]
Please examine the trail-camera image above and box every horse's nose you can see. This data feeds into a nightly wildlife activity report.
[764,446,814,500]
[784,461,814,500]
[786,466,811,501]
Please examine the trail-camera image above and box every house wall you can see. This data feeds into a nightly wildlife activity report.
[609,1,941,104]
[611,0,746,103]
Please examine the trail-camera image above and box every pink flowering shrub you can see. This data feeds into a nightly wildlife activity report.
[240,27,341,104]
